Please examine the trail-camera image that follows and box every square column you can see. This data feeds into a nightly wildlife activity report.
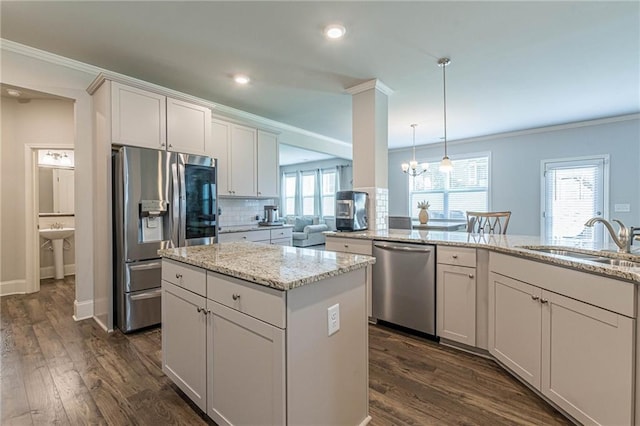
[347,79,393,231]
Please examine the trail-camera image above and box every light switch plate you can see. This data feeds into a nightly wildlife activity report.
[328,303,340,336]
[614,203,631,213]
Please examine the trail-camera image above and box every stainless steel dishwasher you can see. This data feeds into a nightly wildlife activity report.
[372,241,436,336]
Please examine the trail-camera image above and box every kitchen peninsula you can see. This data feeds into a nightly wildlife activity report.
[158,242,375,426]
[327,229,640,426]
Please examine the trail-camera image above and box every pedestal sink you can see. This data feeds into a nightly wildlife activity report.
[40,228,74,279]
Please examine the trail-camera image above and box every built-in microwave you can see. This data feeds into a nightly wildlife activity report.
[336,191,368,231]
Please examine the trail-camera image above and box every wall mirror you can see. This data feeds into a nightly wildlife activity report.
[38,150,75,215]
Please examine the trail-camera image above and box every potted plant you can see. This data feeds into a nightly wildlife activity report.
[417,201,430,224]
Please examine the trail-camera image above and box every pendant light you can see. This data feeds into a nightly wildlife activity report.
[401,124,426,177]
[438,57,453,173]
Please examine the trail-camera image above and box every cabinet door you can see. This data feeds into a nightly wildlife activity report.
[211,119,231,195]
[256,130,279,198]
[437,264,476,346]
[541,290,634,426]
[207,300,285,426]
[488,272,542,388]
[167,98,211,156]
[111,82,166,149]
[162,281,207,411]
[230,125,257,196]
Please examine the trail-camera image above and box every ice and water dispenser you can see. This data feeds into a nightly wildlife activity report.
[139,199,170,243]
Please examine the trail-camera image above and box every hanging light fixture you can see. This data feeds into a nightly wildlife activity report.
[438,57,453,173]
[401,124,427,177]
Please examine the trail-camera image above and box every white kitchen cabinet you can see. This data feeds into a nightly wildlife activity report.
[489,253,636,426]
[161,281,207,411]
[207,300,285,426]
[325,236,373,318]
[99,79,211,155]
[166,97,212,156]
[218,227,291,245]
[211,118,279,197]
[111,81,167,150]
[437,246,477,346]
[257,130,279,197]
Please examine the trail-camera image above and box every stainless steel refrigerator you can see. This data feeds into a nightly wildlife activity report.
[113,146,217,333]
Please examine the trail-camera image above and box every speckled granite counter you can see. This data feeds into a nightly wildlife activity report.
[219,224,293,234]
[159,241,375,291]
[326,230,640,283]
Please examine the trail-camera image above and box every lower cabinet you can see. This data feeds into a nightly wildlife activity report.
[489,254,635,426]
[207,301,285,425]
[218,227,292,246]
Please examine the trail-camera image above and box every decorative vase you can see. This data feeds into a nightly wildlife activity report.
[418,208,429,224]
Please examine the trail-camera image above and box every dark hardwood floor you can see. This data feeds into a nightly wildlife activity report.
[1,277,570,425]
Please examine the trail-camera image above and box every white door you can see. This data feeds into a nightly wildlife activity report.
[207,300,285,426]
[211,119,231,195]
[488,272,542,389]
[437,264,476,346]
[162,282,207,411]
[230,124,257,196]
[541,156,607,243]
[541,290,634,426]
[167,98,211,155]
[111,82,166,149]
[257,130,278,197]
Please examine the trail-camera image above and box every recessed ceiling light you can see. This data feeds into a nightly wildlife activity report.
[234,74,250,85]
[324,24,346,40]
[7,89,21,97]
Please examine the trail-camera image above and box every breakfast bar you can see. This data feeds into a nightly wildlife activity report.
[158,242,375,426]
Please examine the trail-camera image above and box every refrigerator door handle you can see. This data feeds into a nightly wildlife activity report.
[178,155,187,247]
[171,160,180,248]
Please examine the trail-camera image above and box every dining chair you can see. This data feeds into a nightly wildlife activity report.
[466,211,512,234]
[388,216,413,230]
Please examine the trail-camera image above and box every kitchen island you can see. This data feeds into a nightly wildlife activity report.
[327,229,640,426]
[158,242,375,426]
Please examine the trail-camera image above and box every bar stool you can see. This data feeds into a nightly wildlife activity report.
[466,211,511,234]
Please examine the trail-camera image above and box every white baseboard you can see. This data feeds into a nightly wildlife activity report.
[40,264,76,280]
[73,299,93,321]
[92,316,113,333]
[0,279,26,296]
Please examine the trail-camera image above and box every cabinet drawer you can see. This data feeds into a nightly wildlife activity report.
[207,272,285,328]
[270,227,292,240]
[270,237,291,246]
[438,246,476,267]
[162,259,206,297]
[326,237,372,255]
[219,229,271,243]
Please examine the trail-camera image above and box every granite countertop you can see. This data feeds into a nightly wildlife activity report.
[159,241,375,291]
[219,224,294,234]
[326,230,640,283]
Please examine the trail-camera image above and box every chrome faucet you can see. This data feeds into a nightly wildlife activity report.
[584,217,632,253]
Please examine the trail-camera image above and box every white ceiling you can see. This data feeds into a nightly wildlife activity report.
[279,143,336,166]
[1,1,638,150]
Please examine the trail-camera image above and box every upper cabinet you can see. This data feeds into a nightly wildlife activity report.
[92,77,212,156]
[212,118,279,198]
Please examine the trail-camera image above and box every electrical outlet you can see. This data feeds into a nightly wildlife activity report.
[614,203,631,213]
[327,303,340,336]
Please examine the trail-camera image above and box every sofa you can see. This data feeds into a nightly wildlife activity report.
[285,216,331,247]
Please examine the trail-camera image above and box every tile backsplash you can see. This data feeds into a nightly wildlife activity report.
[218,198,276,228]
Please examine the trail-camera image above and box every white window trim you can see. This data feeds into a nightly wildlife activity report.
[539,154,610,240]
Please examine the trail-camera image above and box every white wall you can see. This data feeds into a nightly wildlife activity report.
[388,117,640,235]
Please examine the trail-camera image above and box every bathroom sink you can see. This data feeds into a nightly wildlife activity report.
[40,228,74,240]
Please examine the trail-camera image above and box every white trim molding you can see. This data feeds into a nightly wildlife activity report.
[345,79,394,96]
[0,280,27,296]
[73,299,93,321]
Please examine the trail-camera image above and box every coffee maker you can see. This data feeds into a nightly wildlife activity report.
[259,205,281,226]
[336,191,368,231]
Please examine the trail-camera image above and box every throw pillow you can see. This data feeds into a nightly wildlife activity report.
[294,217,313,232]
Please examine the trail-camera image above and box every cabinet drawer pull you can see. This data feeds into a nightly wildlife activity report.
[540,298,549,304]
[175,273,183,279]
[196,307,204,313]
[468,274,474,278]
[531,295,540,301]
[344,244,349,248]
[232,293,241,301]
[242,236,247,239]
[452,255,458,259]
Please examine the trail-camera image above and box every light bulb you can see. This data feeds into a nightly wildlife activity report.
[439,156,453,173]
[401,163,410,172]
[409,160,418,170]
[233,74,250,85]
[324,24,346,40]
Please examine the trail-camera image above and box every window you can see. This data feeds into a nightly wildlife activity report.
[321,169,336,217]
[542,156,607,243]
[409,155,489,219]
[282,173,297,216]
[301,172,316,216]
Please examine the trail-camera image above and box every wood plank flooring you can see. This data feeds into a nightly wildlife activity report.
[1,277,571,425]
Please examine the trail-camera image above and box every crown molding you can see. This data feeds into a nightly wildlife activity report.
[345,79,394,96]
[2,38,352,149]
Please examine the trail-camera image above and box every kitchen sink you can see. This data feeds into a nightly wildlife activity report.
[524,247,605,261]
[591,258,640,268]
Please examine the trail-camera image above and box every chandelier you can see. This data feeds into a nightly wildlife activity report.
[438,57,453,172]
[401,124,427,177]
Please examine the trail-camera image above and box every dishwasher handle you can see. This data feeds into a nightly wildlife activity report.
[374,243,433,253]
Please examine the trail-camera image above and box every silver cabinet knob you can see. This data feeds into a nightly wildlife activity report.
[196,307,204,313]
[169,144,173,148]
[531,295,540,301]
[175,273,183,279]
[452,255,458,259]
[242,236,247,239]
[344,244,349,248]
[468,274,474,278]
[258,191,261,195]
[232,293,241,300]
[540,299,549,304]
